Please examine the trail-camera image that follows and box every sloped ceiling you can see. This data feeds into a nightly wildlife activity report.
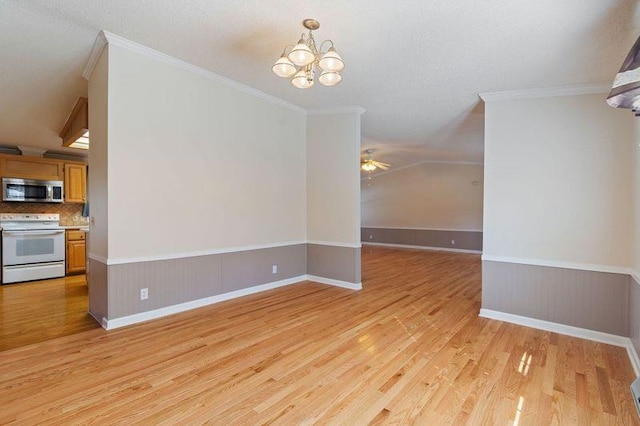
[1,0,638,167]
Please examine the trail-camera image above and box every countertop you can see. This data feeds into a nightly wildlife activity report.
[60,225,90,231]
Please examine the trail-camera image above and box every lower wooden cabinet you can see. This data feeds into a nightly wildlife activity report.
[66,230,86,275]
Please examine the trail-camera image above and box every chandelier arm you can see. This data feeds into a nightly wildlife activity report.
[318,39,335,54]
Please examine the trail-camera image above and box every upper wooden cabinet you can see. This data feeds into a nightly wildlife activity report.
[0,155,64,181]
[0,153,87,203]
[64,163,87,204]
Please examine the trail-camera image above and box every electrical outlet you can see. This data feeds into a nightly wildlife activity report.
[451,240,456,245]
[140,288,148,300]
[369,234,373,239]
[272,265,278,274]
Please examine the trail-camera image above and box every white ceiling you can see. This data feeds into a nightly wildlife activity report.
[1,0,638,167]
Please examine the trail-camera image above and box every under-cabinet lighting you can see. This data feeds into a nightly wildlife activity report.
[68,131,89,150]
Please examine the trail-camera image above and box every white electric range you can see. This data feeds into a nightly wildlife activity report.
[0,213,66,284]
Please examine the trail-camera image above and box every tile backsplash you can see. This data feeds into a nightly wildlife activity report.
[0,202,87,226]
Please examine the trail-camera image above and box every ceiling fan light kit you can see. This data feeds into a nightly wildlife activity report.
[361,162,376,172]
[272,19,344,89]
[361,149,390,178]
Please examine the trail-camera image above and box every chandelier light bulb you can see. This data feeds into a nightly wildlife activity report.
[319,70,342,86]
[288,39,315,66]
[272,54,297,78]
[318,47,344,72]
[291,69,314,89]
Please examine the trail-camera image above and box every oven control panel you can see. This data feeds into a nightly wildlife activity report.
[0,213,60,222]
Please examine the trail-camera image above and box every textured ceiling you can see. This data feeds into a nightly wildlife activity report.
[1,0,638,167]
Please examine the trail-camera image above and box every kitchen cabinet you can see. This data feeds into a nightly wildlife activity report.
[64,163,87,203]
[0,154,63,181]
[0,153,87,204]
[66,230,86,275]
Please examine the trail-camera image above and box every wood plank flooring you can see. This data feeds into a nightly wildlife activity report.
[0,246,637,424]
[0,274,99,351]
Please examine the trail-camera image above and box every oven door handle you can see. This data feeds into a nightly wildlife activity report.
[2,230,65,236]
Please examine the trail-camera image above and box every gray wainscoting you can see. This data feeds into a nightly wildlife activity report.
[88,258,108,322]
[307,244,361,284]
[630,275,640,355]
[482,260,629,336]
[361,227,482,251]
[106,244,307,319]
[221,245,307,293]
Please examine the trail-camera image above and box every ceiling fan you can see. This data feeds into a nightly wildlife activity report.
[361,149,390,172]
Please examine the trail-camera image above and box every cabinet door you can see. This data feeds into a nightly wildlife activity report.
[1,156,63,180]
[66,240,86,274]
[64,163,87,203]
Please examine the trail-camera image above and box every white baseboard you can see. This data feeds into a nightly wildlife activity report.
[306,275,362,290]
[627,342,640,377]
[363,242,481,254]
[480,309,640,376]
[105,275,306,330]
[103,274,361,330]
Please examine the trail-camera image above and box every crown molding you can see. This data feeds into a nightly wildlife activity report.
[479,82,611,102]
[81,31,307,114]
[307,106,367,115]
[81,31,108,80]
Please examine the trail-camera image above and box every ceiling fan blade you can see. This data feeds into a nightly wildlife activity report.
[372,160,390,169]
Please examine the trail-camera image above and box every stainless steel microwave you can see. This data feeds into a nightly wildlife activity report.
[2,178,63,203]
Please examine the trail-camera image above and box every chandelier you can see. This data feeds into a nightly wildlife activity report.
[272,19,344,89]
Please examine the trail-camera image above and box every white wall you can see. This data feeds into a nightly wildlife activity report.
[87,46,109,259]
[106,43,307,260]
[361,162,483,230]
[483,93,633,268]
[307,111,362,245]
[631,115,640,355]
[634,119,640,272]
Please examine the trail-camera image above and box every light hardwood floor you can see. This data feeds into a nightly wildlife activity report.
[0,247,637,424]
[0,274,99,351]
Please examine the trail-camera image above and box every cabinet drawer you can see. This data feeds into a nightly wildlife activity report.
[66,230,85,241]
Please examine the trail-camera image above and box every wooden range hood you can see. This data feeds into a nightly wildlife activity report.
[60,97,89,149]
